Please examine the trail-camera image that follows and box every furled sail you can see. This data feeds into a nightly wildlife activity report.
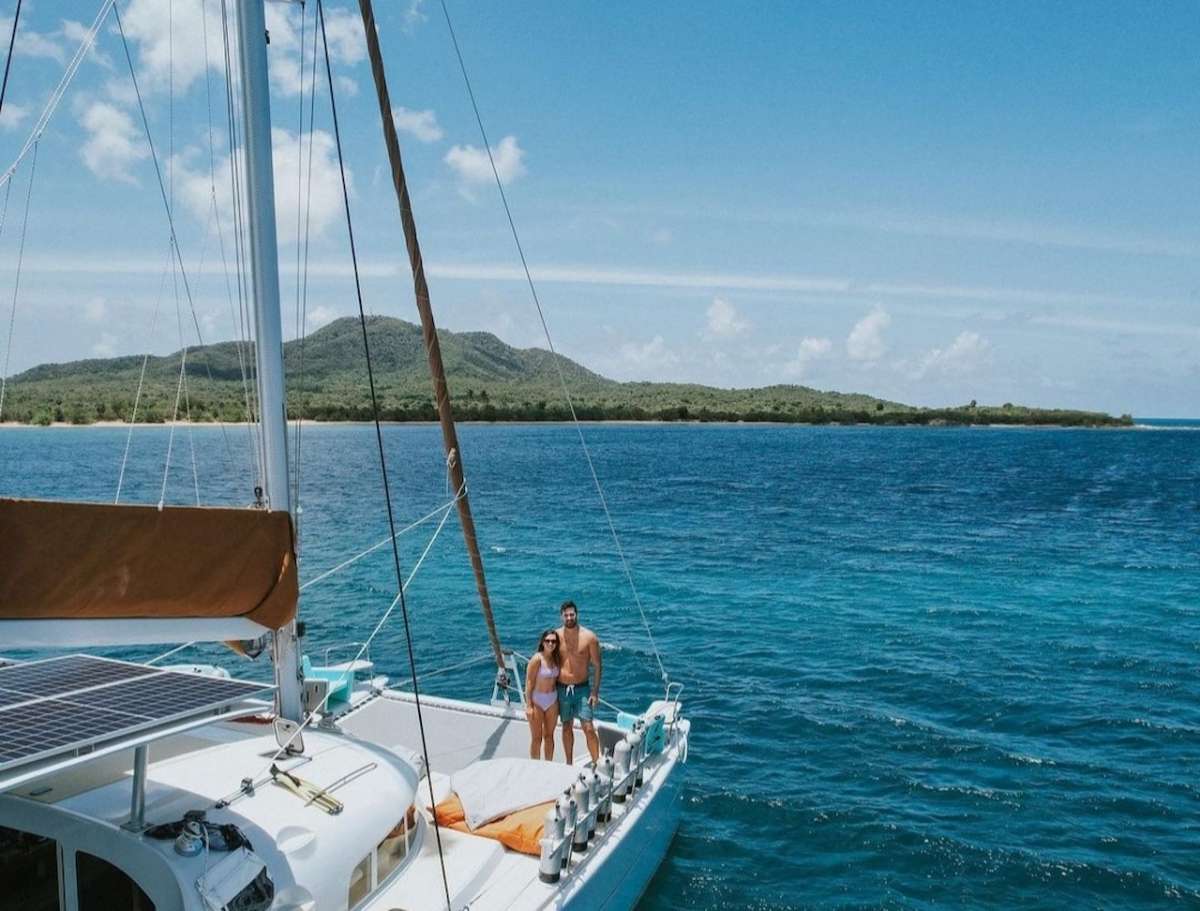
[0,498,297,640]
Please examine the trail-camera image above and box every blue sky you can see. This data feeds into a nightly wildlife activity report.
[0,0,1195,416]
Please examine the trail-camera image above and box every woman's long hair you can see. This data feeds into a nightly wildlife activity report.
[535,628,561,670]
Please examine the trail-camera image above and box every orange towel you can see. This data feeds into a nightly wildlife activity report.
[433,794,554,855]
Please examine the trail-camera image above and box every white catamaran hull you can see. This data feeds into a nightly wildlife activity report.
[338,688,688,911]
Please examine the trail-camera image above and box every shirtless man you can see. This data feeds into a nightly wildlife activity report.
[555,600,602,764]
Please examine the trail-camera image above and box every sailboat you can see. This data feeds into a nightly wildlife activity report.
[0,2,688,909]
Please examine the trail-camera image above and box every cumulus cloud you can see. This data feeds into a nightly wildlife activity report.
[62,19,112,69]
[847,307,890,362]
[914,330,990,378]
[319,8,366,65]
[266,4,365,96]
[79,102,148,183]
[620,335,679,369]
[705,297,749,337]
[392,107,443,143]
[0,103,28,131]
[402,0,428,32]
[304,304,339,330]
[91,332,118,357]
[173,128,348,245]
[784,336,832,378]
[83,297,108,323]
[119,0,225,93]
[445,135,525,186]
[0,16,66,63]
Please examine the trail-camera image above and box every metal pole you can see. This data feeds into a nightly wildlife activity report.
[235,0,303,723]
[122,745,147,831]
[356,0,505,672]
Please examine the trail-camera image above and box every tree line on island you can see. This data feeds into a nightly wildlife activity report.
[2,316,1131,428]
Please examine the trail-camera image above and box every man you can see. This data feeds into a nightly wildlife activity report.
[556,600,602,764]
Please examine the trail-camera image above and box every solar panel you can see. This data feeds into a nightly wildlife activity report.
[0,655,273,776]
[0,655,158,699]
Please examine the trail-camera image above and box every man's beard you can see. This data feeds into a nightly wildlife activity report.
[564,618,577,628]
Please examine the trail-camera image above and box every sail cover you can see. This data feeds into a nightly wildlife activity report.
[0,498,297,629]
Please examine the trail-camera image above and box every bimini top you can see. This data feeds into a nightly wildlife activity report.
[0,654,273,792]
[0,497,298,631]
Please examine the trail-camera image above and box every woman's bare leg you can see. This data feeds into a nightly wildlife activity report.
[541,703,559,760]
[528,704,543,759]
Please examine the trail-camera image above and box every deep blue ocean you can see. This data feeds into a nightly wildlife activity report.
[2,421,1198,909]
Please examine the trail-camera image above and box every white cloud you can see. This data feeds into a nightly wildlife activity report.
[173,128,348,245]
[265,4,364,97]
[705,296,749,337]
[445,135,525,186]
[79,101,148,183]
[83,297,108,323]
[120,0,225,93]
[91,332,118,357]
[304,305,339,331]
[320,8,366,65]
[620,335,678,369]
[102,77,138,106]
[402,0,427,32]
[914,330,990,379]
[0,16,65,63]
[392,107,443,143]
[784,336,832,378]
[62,19,112,69]
[0,103,28,131]
[847,307,890,362]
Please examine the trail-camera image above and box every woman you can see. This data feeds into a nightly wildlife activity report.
[525,629,561,760]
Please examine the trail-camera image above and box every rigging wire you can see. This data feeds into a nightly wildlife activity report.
[158,0,202,507]
[218,0,265,489]
[214,0,262,481]
[438,0,670,684]
[0,0,114,192]
[116,248,172,503]
[0,141,37,424]
[292,0,320,555]
[299,490,466,593]
[0,0,22,120]
[316,1,450,904]
[113,0,241,474]
[0,178,14,415]
[231,485,461,810]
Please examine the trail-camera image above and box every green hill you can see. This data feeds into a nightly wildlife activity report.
[1,316,1129,426]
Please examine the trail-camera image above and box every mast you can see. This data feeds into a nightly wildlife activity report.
[235,0,303,722]
[356,0,505,672]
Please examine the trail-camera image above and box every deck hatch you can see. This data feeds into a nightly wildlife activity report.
[0,655,272,783]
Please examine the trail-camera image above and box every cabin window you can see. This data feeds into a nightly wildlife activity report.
[347,853,372,908]
[75,852,155,911]
[0,824,60,911]
[375,803,417,884]
[348,804,418,907]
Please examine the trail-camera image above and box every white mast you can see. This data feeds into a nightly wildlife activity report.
[235,0,303,723]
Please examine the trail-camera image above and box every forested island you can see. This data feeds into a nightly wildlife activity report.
[2,317,1131,427]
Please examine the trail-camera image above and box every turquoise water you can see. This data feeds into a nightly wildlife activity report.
[2,422,1199,909]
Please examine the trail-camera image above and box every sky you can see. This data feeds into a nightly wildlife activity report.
[0,0,1195,416]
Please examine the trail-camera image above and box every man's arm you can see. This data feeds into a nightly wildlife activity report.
[588,633,602,707]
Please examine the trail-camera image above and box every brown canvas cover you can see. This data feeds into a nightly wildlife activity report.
[0,498,297,629]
